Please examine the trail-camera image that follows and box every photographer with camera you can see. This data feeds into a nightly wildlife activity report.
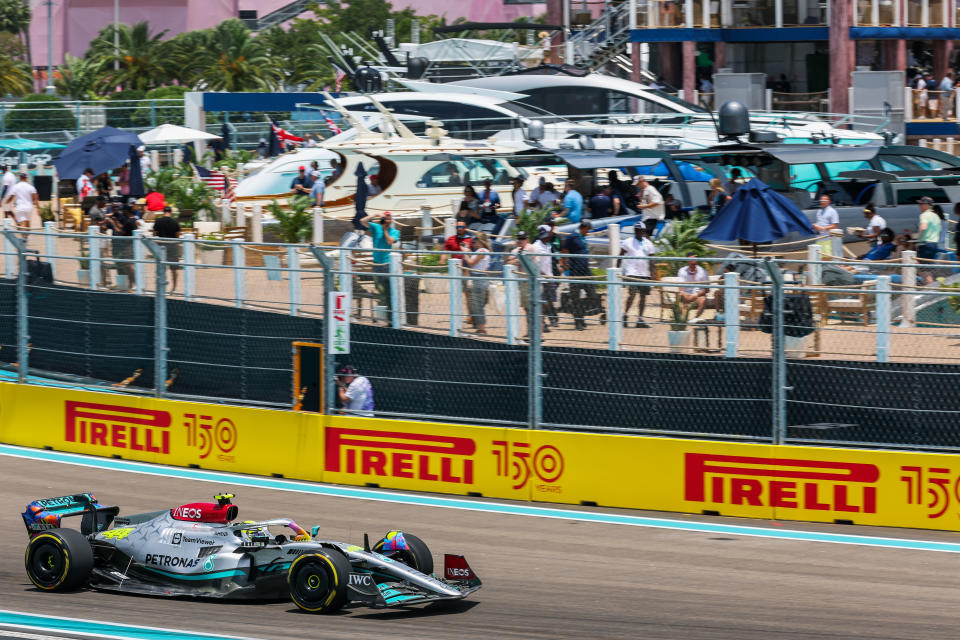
[107,203,138,292]
[335,365,374,417]
[358,210,400,318]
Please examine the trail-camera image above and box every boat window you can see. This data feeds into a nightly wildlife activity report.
[788,163,821,193]
[894,187,949,204]
[417,158,516,188]
[824,160,871,180]
[879,159,908,171]
[898,155,955,171]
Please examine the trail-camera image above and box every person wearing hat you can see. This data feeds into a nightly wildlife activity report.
[561,220,595,330]
[335,365,374,417]
[132,197,147,220]
[290,166,314,196]
[812,194,838,233]
[635,176,664,236]
[137,145,152,174]
[3,172,37,231]
[530,224,558,332]
[359,210,399,316]
[368,173,382,196]
[257,138,269,158]
[619,223,657,328]
[916,195,942,262]
[506,230,537,337]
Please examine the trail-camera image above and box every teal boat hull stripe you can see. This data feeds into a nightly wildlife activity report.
[1,444,959,554]
[0,609,262,640]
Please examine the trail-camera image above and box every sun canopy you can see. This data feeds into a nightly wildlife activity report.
[53,126,142,180]
[0,138,66,151]
[699,178,815,244]
[139,124,220,145]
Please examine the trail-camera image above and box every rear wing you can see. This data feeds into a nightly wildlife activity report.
[22,493,119,538]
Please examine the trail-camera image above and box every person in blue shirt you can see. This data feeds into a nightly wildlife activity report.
[561,221,594,330]
[359,211,400,315]
[863,228,896,261]
[478,178,501,225]
[311,176,328,207]
[561,180,584,223]
[290,166,314,196]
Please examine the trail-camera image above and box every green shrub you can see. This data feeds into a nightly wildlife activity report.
[4,94,76,133]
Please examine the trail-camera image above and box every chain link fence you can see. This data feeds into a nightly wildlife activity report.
[1,227,959,450]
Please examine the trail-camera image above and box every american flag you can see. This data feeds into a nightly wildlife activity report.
[325,116,342,135]
[194,164,238,201]
[334,68,346,93]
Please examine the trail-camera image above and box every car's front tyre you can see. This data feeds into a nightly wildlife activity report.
[287,550,352,613]
[24,528,93,592]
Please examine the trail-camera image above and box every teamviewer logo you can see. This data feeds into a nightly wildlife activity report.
[324,427,476,484]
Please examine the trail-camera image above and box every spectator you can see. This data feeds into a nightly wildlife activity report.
[723,168,743,195]
[77,167,96,201]
[530,224,558,332]
[560,179,584,223]
[863,228,897,261]
[510,176,527,217]
[257,138,269,158]
[368,174,382,196]
[132,197,147,220]
[941,71,955,119]
[635,176,664,236]
[561,221,594,331]
[812,194,839,233]
[447,165,463,186]
[137,145,152,174]
[916,196,941,262]
[304,134,318,148]
[536,181,560,209]
[506,230,535,337]
[620,223,657,328]
[145,191,165,215]
[589,186,613,219]
[311,176,328,207]
[607,170,630,210]
[678,253,710,320]
[309,160,323,182]
[478,178,501,225]
[152,206,182,293]
[914,73,929,118]
[3,172,37,231]
[664,193,684,219]
[442,221,473,264]
[953,202,960,251]
[116,164,130,196]
[0,164,14,201]
[335,364,374,417]
[289,166,314,196]
[358,211,399,316]
[933,203,948,250]
[926,73,940,118]
[96,172,113,197]
[88,196,106,221]
[463,231,492,335]
[107,204,138,291]
[856,203,886,246]
[527,176,546,208]
[457,185,481,226]
[708,178,729,215]
[329,159,342,181]
[89,206,113,288]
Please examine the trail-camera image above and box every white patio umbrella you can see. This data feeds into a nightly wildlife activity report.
[139,123,221,144]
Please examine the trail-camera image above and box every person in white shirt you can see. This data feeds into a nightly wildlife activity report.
[1,164,15,198]
[529,224,558,333]
[635,176,665,236]
[3,173,38,229]
[940,71,955,119]
[76,167,95,201]
[620,224,656,328]
[678,254,710,319]
[856,203,886,245]
[335,365,374,417]
[137,146,152,174]
[511,177,527,216]
[812,194,839,233]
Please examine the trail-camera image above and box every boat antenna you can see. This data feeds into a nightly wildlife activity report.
[364,94,420,140]
[321,91,372,135]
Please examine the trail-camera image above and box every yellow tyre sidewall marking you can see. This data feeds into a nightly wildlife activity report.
[289,553,340,612]
[25,533,70,590]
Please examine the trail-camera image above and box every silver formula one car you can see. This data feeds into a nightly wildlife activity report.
[21,492,480,613]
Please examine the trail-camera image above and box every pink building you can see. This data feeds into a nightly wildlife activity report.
[29,0,545,68]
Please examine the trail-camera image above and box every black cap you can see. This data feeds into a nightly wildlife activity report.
[336,364,358,377]
[516,230,528,240]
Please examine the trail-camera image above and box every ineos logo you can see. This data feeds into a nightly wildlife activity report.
[173,507,202,519]
[348,574,373,586]
[447,567,472,578]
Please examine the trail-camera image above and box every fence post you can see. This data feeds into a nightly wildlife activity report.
[443,217,455,240]
[806,243,822,285]
[420,205,432,246]
[288,246,301,316]
[88,226,100,290]
[142,238,167,397]
[517,254,542,429]
[312,208,323,244]
[311,246,336,414]
[3,230,27,382]
[232,240,245,308]
[606,267,622,351]
[724,271,740,358]
[182,234,195,301]
[221,201,232,227]
[251,204,263,243]
[338,249,352,298]
[133,230,147,295]
[829,228,843,258]
[448,258,462,336]
[3,218,15,277]
[389,250,404,329]
[763,258,786,445]
[502,264,519,346]
[875,274,890,363]
[42,221,56,281]
[901,250,916,327]
[607,223,620,268]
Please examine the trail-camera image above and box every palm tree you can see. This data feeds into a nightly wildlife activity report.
[0,52,32,96]
[194,20,282,92]
[54,53,99,100]
[87,21,169,91]
[162,29,211,88]
[0,0,31,67]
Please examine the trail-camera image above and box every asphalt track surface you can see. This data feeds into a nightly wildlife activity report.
[2,456,960,639]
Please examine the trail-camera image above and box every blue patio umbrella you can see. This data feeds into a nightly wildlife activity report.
[127,144,144,199]
[52,126,141,180]
[352,162,368,230]
[698,178,814,251]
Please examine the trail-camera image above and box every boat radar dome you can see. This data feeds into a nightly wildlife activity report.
[717,101,750,140]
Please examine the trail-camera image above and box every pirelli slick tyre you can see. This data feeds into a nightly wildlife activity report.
[287,551,352,613]
[374,532,434,575]
[24,528,93,592]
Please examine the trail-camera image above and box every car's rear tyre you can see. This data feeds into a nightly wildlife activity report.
[287,551,352,613]
[24,528,93,592]
[374,532,434,575]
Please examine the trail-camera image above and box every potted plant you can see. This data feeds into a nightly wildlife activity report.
[667,298,691,352]
[197,232,225,265]
[266,197,312,244]
[418,251,448,294]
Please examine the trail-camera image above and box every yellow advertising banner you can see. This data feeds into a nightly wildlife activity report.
[1,381,959,532]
